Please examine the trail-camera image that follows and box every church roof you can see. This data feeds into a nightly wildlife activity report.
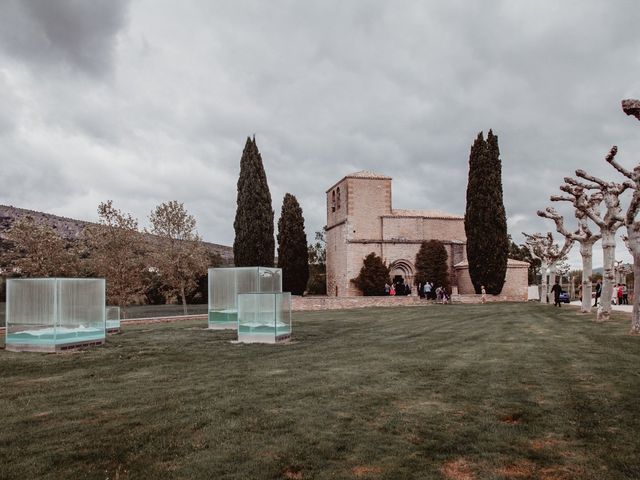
[454,258,530,268]
[387,209,463,220]
[345,170,392,180]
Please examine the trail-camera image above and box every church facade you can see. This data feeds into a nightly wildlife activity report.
[325,171,468,297]
[324,170,529,299]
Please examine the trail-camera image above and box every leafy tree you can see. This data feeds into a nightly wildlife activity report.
[187,251,223,304]
[464,130,509,294]
[307,231,327,295]
[148,201,209,314]
[1,216,79,277]
[351,252,390,296]
[277,193,309,295]
[414,240,449,290]
[233,136,275,267]
[83,201,148,308]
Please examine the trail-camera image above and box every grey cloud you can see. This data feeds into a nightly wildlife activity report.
[0,0,130,76]
[0,0,639,265]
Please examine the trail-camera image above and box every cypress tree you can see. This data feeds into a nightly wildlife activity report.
[277,193,309,295]
[464,130,508,294]
[415,240,450,289]
[352,252,390,296]
[233,136,275,267]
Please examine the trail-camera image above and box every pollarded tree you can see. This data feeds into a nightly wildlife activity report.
[603,98,640,333]
[352,252,390,296]
[464,130,509,294]
[233,136,275,267]
[564,154,631,321]
[277,193,309,295]
[83,201,148,309]
[148,201,209,315]
[415,240,450,290]
[540,186,603,313]
[523,232,573,304]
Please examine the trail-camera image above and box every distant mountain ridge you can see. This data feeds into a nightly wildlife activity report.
[0,204,234,264]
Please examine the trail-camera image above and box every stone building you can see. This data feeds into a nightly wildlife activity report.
[324,170,528,300]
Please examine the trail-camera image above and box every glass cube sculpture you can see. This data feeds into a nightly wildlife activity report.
[237,292,291,343]
[106,306,121,333]
[208,267,282,329]
[6,278,106,352]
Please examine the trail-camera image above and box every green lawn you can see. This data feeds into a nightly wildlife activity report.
[1,303,639,479]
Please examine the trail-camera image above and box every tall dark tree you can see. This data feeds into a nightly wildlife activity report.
[464,130,509,294]
[233,136,275,267]
[352,252,390,296]
[277,193,309,295]
[414,240,450,289]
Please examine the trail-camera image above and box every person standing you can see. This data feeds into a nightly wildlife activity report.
[623,284,629,305]
[617,284,624,305]
[551,280,562,307]
[424,282,432,300]
[389,284,396,296]
[594,280,602,307]
[481,285,487,304]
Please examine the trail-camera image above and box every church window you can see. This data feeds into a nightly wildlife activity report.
[336,187,341,209]
[331,190,336,212]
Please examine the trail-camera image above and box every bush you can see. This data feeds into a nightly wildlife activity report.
[352,252,390,296]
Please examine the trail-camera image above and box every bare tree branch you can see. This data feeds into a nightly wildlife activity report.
[622,99,640,121]
[564,176,599,190]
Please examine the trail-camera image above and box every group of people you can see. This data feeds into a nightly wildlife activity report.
[575,280,630,307]
[595,282,629,306]
[417,282,450,304]
[384,282,411,296]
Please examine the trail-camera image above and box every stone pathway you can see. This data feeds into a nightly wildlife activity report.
[569,300,633,313]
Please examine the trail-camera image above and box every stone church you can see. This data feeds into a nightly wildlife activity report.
[325,171,528,298]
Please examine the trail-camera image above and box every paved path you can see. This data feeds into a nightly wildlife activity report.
[569,300,633,313]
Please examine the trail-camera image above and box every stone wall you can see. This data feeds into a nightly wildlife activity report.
[454,259,529,301]
[291,294,526,311]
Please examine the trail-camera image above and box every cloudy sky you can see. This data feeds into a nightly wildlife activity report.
[1,0,639,268]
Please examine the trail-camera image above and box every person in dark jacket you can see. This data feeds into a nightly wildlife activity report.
[594,280,602,307]
[551,280,563,307]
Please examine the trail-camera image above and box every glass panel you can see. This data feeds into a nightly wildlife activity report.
[57,279,106,343]
[237,292,290,343]
[258,267,282,293]
[6,278,105,347]
[106,306,121,330]
[275,292,291,337]
[6,278,56,346]
[208,267,282,327]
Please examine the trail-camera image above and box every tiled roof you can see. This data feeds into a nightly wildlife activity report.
[388,209,464,220]
[345,170,392,180]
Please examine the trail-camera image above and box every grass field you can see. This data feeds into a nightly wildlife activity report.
[1,303,639,479]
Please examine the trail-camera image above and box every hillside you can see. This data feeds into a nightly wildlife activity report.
[0,205,234,264]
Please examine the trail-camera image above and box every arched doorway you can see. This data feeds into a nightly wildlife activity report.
[389,259,415,295]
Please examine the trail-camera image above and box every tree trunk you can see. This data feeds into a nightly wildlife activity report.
[598,230,616,322]
[631,252,640,334]
[540,261,550,304]
[580,242,593,313]
[628,225,640,334]
[181,283,188,315]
